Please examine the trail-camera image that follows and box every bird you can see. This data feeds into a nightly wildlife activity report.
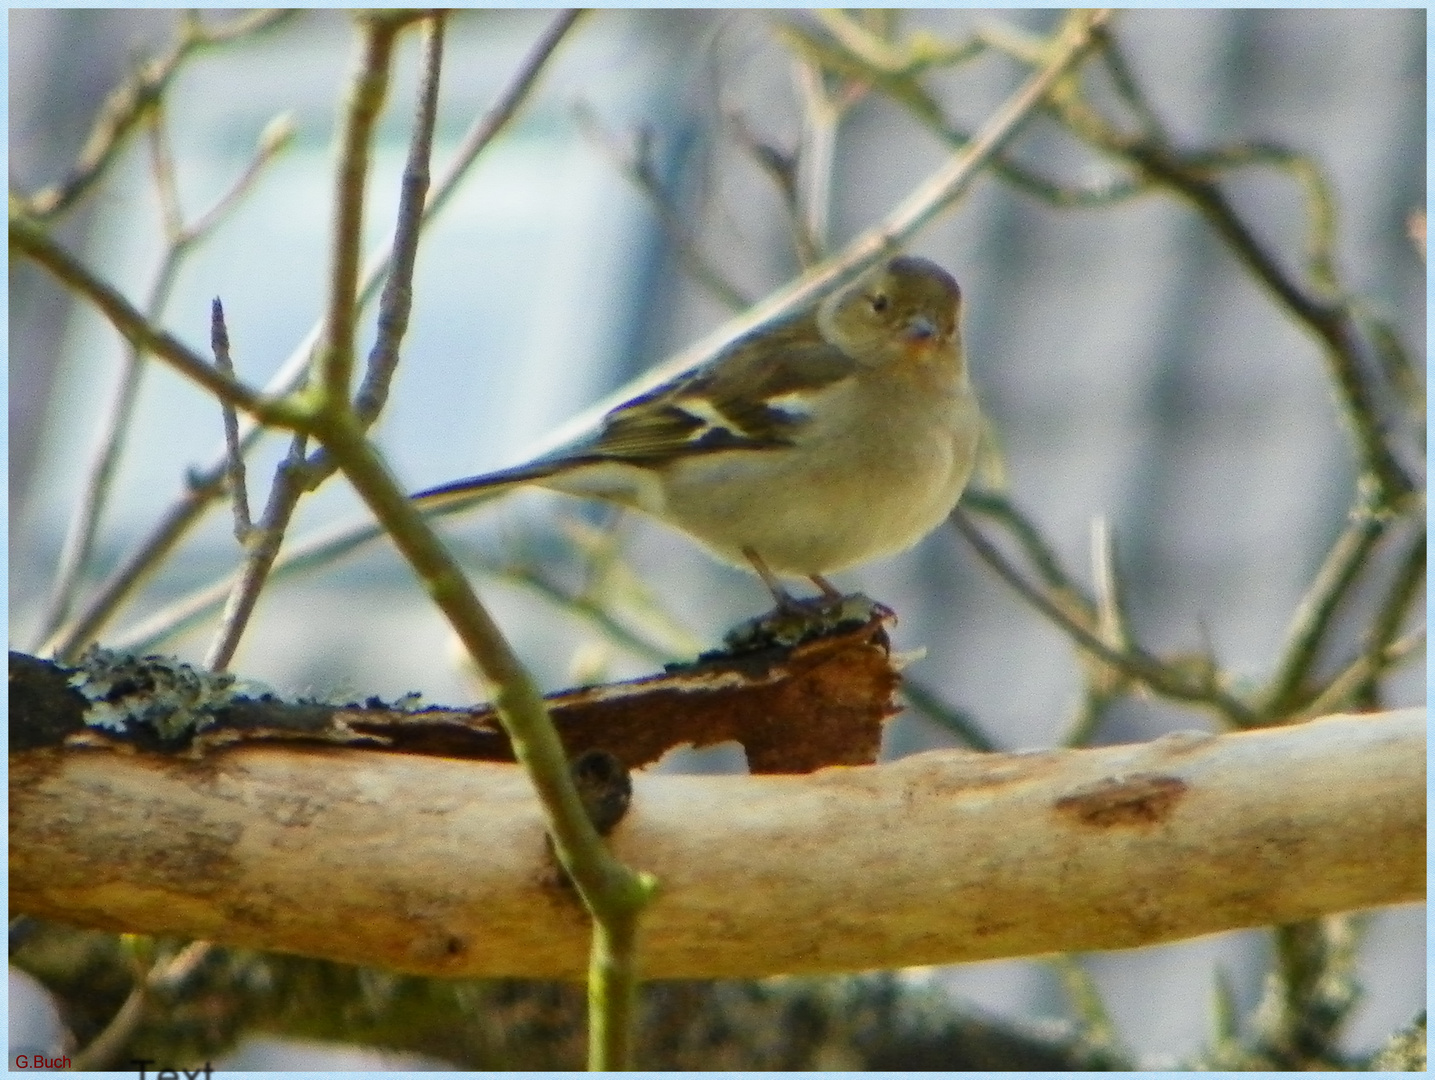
[412,255,981,609]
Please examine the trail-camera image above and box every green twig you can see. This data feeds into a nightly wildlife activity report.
[1349,525,1427,706]
[312,408,658,1070]
[316,14,410,403]
[1295,629,1424,721]
[37,9,585,660]
[203,13,441,671]
[961,490,1088,598]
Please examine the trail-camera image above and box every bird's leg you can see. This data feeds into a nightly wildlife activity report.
[743,547,805,612]
[725,551,873,653]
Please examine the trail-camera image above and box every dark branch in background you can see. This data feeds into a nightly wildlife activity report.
[962,490,1092,597]
[1351,525,1427,707]
[1123,144,1415,506]
[6,930,1134,1072]
[35,9,586,662]
[899,678,997,752]
[951,509,1256,725]
[1069,27,1416,508]
[1261,511,1387,716]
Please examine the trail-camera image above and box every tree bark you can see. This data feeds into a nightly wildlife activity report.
[10,707,1422,979]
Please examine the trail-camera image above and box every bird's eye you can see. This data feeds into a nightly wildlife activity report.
[870,293,890,314]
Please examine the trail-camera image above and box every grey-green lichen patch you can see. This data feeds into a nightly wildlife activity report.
[717,593,888,657]
[66,646,253,742]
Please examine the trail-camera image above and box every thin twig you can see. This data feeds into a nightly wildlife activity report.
[1083,515,1132,695]
[204,13,435,671]
[317,15,409,402]
[900,678,998,751]
[21,10,293,220]
[1295,630,1424,722]
[38,9,585,660]
[70,940,214,1071]
[791,56,838,264]
[1260,511,1386,716]
[1059,518,1130,747]
[727,111,814,264]
[354,16,443,424]
[188,113,297,240]
[30,113,289,647]
[211,298,252,541]
[788,12,1157,212]
[1351,524,1427,704]
[146,105,185,240]
[952,508,1255,724]
[1052,955,1135,1068]
[576,103,752,310]
[204,437,309,671]
[962,490,1091,598]
[1061,688,1113,749]
[1287,524,1426,719]
[9,216,297,427]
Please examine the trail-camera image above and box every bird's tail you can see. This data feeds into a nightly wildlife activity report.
[410,461,567,514]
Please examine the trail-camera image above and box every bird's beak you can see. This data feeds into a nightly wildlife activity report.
[904,314,939,343]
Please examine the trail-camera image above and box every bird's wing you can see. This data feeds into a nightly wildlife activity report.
[413,313,859,506]
[575,314,858,465]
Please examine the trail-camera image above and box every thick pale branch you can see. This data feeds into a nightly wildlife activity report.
[10,710,1421,980]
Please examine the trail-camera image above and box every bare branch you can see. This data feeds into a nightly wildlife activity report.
[19,9,294,221]
[12,709,1421,978]
[951,509,1256,724]
[9,215,298,428]
[210,298,252,542]
[38,9,585,660]
[30,117,291,648]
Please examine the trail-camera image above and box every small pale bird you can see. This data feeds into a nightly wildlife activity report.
[412,255,982,607]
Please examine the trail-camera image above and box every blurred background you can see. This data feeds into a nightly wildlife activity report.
[10,7,1425,1070]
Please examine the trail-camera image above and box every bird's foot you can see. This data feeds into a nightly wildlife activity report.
[723,591,890,654]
